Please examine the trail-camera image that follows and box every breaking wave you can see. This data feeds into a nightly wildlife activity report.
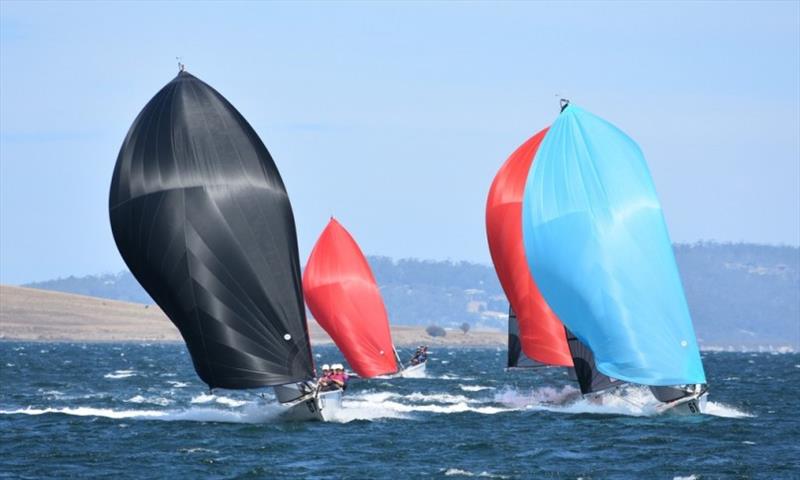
[104,370,136,379]
[443,468,510,478]
[0,403,283,424]
[459,385,495,392]
[190,393,247,407]
[494,386,753,418]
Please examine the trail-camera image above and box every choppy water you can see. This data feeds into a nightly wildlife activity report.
[1,343,797,479]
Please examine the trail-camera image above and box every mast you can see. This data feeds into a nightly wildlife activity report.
[109,70,315,389]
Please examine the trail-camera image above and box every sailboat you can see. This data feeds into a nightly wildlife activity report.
[303,218,426,380]
[520,101,708,414]
[109,69,338,422]
[487,126,620,399]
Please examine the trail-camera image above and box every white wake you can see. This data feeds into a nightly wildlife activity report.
[494,386,753,418]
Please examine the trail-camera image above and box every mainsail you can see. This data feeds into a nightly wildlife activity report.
[303,218,398,378]
[564,329,622,394]
[521,105,706,387]
[486,128,573,367]
[109,71,315,389]
[506,307,544,369]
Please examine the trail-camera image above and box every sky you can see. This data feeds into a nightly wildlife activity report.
[1,1,798,284]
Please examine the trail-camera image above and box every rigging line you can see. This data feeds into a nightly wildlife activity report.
[393,347,405,372]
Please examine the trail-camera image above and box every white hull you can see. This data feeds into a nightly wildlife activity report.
[655,390,707,416]
[280,389,343,422]
[398,361,427,378]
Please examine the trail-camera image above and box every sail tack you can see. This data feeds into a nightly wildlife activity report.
[487,128,573,367]
[521,105,706,386]
[303,219,398,378]
[109,71,315,389]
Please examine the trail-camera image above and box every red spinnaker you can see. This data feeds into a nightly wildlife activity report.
[303,218,398,378]
[486,128,573,367]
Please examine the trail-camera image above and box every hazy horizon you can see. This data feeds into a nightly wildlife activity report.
[2,1,798,284]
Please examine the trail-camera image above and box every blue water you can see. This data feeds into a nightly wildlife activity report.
[1,343,797,479]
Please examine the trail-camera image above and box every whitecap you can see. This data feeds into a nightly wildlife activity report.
[404,392,473,404]
[190,393,248,408]
[39,390,64,399]
[190,393,215,404]
[0,406,164,419]
[180,447,220,454]
[126,395,172,406]
[215,397,247,407]
[459,385,494,392]
[702,401,753,418]
[104,370,136,379]
[437,375,475,381]
[0,404,281,424]
[444,468,510,478]
[364,399,513,415]
[328,399,409,423]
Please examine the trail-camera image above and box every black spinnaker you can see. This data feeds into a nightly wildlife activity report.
[109,70,315,390]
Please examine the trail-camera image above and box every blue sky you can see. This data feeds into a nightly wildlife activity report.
[1,1,798,284]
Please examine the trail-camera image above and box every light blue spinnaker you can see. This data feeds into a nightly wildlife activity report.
[521,105,706,386]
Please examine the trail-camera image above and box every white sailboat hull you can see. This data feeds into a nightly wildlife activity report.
[655,390,707,416]
[398,361,427,378]
[280,389,343,422]
[377,360,428,379]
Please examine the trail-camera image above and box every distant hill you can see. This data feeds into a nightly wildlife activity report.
[0,285,502,346]
[22,242,800,349]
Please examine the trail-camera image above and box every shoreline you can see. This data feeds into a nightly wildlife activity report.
[0,285,505,347]
[2,285,795,352]
[0,337,794,353]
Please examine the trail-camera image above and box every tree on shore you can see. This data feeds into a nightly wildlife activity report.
[426,325,446,338]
